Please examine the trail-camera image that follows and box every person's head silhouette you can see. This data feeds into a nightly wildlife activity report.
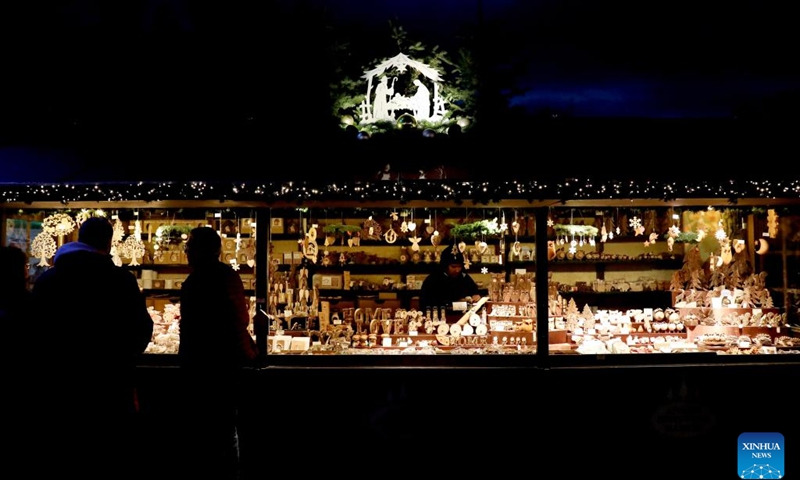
[0,245,29,296]
[78,217,114,254]
[184,226,221,267]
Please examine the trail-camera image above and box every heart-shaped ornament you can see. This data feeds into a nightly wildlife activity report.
[430,231,440,246]
[247,259,255,268]
[348,238,354,247]
[478,241,488,254]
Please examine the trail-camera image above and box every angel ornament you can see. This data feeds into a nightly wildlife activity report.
[409,233,422,252]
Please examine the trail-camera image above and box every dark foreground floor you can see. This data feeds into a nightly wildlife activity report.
[131,363,799,479]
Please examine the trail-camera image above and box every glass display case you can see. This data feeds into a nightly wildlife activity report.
[5,200,799,365]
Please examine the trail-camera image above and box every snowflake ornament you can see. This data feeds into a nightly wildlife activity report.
[668,225,681,237]
[547,218,554,228]
[480,267,488,274]
[629,216,643,235]
[715,222,728,241]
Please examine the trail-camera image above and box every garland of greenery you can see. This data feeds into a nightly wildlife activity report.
[322,224,362,235]
[663,231,700,243]
[553,224,599,237]
[154,225,193,244]
[448,219,501,241]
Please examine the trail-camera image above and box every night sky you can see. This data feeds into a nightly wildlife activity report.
[1,0,799,147]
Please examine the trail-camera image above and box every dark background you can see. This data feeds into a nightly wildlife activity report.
[1,1,799,180]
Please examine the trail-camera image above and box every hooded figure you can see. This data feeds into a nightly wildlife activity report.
[418,244,481,312]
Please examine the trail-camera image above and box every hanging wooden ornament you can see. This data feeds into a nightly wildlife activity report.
[756,238,769,255]
[409,233,422,252]
[31,231,57,267]
[362,216,381,241]
[302,224,319,263]
[511,241,522,258]
[767,209,779,238]
[384,226,398,244]
[425,215,434,235]
[430,230,441,246]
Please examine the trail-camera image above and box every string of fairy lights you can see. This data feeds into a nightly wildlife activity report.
[2,178,800,205]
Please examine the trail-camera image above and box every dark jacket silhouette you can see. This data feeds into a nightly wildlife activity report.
[177,226,257,480]
[0,244,31,324]
[31,217,153,477]
[179,229,258,369]
[419,245,480,312]
[0,245,35,471]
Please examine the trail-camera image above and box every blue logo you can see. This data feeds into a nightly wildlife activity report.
[738,432,784,479]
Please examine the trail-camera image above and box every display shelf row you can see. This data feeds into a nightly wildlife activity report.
[143,288,255,296]
[274,259,682,273]
[270,233,688,245]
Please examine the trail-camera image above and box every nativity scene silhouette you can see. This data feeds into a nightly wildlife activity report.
[359,53,448,125]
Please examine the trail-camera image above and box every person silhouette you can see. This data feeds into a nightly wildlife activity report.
[411,79,431,120]
[372,76,394,121]
[419,244,480,315]
[0,244,31,323]
[0,245,35,470]
[177,226,258,479]
[31,216,154,477]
